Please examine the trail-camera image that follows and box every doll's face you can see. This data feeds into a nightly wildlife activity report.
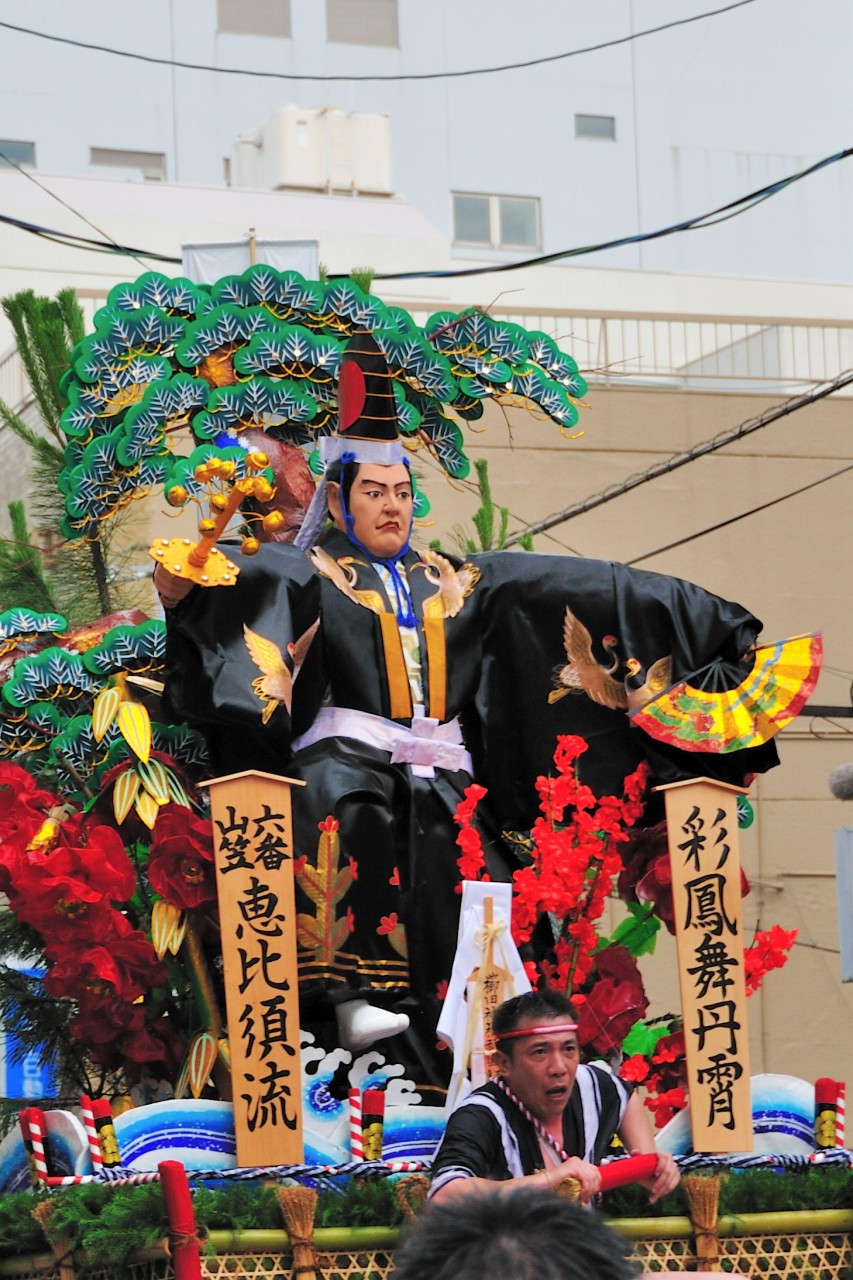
[328,463,413,559]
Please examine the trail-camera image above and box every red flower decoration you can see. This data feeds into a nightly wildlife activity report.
[148,804,216,910]
[644,1085,688,1128]
[576,945,649,1055]
[45,914,166,1003]
[744,925,797,994]
[619,1054,651,1084]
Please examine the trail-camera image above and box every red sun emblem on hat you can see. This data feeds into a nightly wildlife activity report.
[338,359,366,432]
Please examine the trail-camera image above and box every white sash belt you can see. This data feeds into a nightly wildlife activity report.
[292,706,473,779]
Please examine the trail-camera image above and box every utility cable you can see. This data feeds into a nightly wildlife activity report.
[504,369,853,545]
[2,145,851,277]
[0,147,155,270]
[626,461,853,565]
[372,146,853,280]
[0,3,758,84]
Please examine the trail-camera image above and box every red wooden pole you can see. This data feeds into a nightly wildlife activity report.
[158,1160,202,1280]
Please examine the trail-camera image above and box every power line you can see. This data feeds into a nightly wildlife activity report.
[626,461,853,566]
[504,369,853,545]
[373,146,853,280]
[0,149,173,266]
[3,145,852,279]
[0,3,758,84]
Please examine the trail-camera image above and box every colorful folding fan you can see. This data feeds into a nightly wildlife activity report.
[629,633,822,754]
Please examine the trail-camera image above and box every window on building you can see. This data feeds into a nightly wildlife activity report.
[326,0,398,47]
[575,114,616,141]
[217,0,291,37]
[452,193,540,250]
[90,148,167,181]
[0,140,36,168]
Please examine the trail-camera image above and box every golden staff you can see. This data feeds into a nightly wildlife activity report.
[148,450,274,588]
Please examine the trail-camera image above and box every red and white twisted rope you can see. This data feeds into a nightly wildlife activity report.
[494,1077,569,1162]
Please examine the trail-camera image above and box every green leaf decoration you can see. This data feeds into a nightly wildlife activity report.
[50,713,121,781]
[447,392,484,422]
[2,647,101,709]
[194,376,318,443]
[82,620,166,678]
[378,331,458,400]
[118,374,209,466]
[527,331,587,396]
[175,304,274,369]
[0,703,62,758]
[73,309,187,382]
[395,388,422,436]
[621,1018,674,1058]
[457,355,513,388]
[58,427,168,531]
[0,608,67,647]
[152,722,210,771]
[606,901,661,958]
[234,325,342,382]
[410,471,431,521]
[418,403,470,479]
[319,280,387,332]
[383,305,421,335]
[737,795,755,828]
[211,266,325,321]
[59,355,173,441]
[425,309,526,366]
[508,366,580,429]
[106,271,212,319]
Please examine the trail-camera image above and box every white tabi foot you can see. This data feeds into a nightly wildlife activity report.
[336,999,410,1054]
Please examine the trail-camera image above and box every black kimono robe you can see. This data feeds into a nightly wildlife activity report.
[163,532,777,1066]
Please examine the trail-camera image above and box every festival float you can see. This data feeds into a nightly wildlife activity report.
[0,270,841,1277]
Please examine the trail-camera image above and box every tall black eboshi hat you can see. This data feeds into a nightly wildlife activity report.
[295,331,406,549]
[337,331,400,442]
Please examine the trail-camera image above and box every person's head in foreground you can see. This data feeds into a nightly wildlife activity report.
[492,988,582,1123]
[394,1186,638,1280]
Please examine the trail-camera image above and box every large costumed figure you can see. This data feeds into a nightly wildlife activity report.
[157,333,786,1081]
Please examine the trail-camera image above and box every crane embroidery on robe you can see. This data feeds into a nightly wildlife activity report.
[308,547,386,613]
[548,606,671,713]
[243,619,319,722]
[416,549,481,619]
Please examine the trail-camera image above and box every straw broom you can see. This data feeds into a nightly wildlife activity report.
[31,1199,77,1280]
[683,1173,721,1270]
[276,1185,318,1280]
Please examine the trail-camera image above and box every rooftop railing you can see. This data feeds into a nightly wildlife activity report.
[3,307,853,416]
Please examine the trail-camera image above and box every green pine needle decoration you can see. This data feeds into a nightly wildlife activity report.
[349,267,375,293]
[0,287,143,622]
[0,501,59,613]
[435,458,534,556]
[8,1170,853,1263]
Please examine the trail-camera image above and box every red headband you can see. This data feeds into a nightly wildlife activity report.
[496,1022,578,1041]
